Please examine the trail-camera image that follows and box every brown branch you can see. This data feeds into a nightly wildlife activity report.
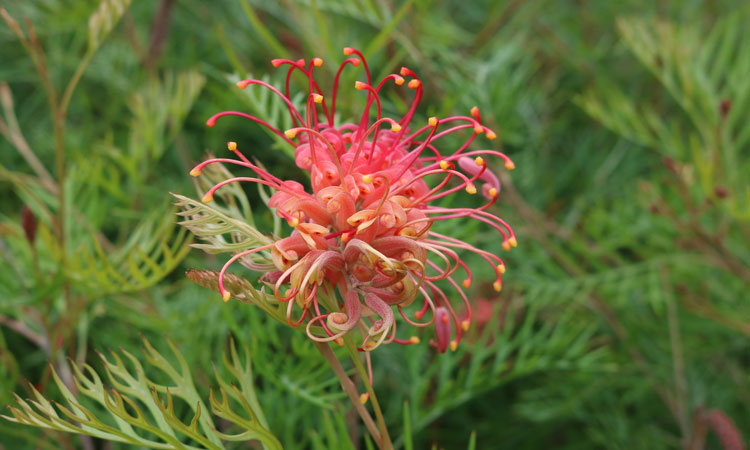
[144,0,177,70]
[314,342,383,446]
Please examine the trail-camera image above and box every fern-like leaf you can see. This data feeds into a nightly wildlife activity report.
[2,337,282,450]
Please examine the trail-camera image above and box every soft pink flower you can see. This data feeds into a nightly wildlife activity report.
[190,48,516,355]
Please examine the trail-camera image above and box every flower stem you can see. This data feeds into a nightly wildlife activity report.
[313,341,385,447]
[342,336,393,450]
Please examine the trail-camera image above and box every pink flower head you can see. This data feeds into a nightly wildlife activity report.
[190,48,516,355]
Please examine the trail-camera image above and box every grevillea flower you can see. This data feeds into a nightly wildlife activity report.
[190,47,516,358]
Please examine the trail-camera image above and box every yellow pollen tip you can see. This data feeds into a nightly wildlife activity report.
[391,123,402,132]
[461,320,470,332]
[312,93,324,103]
[355,81,367,90]
[470,106,480,118]
[488,187,498,198]
[227,141,237,151]
[284,129,298,139]
[408,79,421,89]
[409,336,420,344]
[313,57,323,67]
[359,393,370,404]
[394,76,405,85]
[343,47,354,55]
[428,117,438,127]
[201,193,213,203]
[462,279,471,289]
[509,237,518,247]
[493,281,502,292]
[474,125,484,134]
[439,160,449,170]
[362,174,374,184]
[474,156,485,166]
[288,218,299,228]
[189,168,201,177]
[505,160,516,170]
[466,184,477,194]
[502,241,511,251]
[486,130,497,140]
[222,291,231,302]
[450,340,458,351]
[497,264,506,274]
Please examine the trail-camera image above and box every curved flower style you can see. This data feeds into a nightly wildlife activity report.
[190,47,516,355]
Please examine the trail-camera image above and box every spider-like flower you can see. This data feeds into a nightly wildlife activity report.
[190,48,516,355]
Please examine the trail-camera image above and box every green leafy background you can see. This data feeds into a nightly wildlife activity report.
[1,0,748,449]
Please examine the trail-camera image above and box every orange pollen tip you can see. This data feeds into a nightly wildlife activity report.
[201,193,213,203]
[493,281,502,292]
[408,79,421,89]
[351,58,361,66]
[474,156,485,166]
[488,187,498,198]
[271,59,283,67]
[206,118,217,127]
[509,237,518,247]
[486,130,497,140]
[466,184,477,194]
[450,340,458,351]
[394,76,405,85]
[189,168,201,177]
[399,67,409,76]
[313,57,323,66]
[236,80,249,89]
[415,310,425,320]
[474,125,484,134]
[428,117,438,127]
[461,320,470,332]
[441,314,450,324]
[222,291,231,302]
[359,393,370,404]
[312,93,324,103]
[497,263,506,274]
[355,81,367,90]
[502,241,511,251]
[284,129,298,139]
[362,174,374,184]
[462,279,471,288]
[470,106,480,119]
[227,141,237,151]
[343,47,354,55]
[335,337,344,346]
[439,160,450,170]
[505,160,516,170]
[409,336,420,344]
[391,123,402,132]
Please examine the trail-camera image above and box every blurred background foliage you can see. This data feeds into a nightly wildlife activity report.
[1,0,748,448]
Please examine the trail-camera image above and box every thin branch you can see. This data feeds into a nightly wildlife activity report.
[313,342,383,446]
